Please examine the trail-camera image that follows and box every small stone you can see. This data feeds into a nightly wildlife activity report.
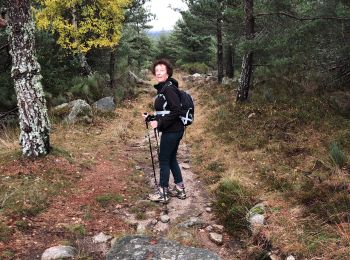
[151,219,158,225]
[160,214,170,223]
[93,232,112,243]
[286,256,296,260]
[41,246,76,260]
[209,232,223,245]
[205,207,212,212]
[205,202,213,207]
[135,166,142,171]
[177,217,205,228]
[205,225,213,232]
[249,214,265,226]
[181,163,191,170]
[110,237,118,247]
[115,204,122,209]
[179,231,192,239]
[248,112,256,119]
[136,223,146,234]
[212,224,224,233]
[269,254,281,260]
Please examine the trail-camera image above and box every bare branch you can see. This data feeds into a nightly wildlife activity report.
[255,11,350,21]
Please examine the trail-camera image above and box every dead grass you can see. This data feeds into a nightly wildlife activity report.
[185,78,350,258]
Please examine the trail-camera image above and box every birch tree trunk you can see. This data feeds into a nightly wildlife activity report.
[7,0,51,156]
[237,0,254,102]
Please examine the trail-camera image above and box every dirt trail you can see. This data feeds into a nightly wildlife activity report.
[1,76,238,259]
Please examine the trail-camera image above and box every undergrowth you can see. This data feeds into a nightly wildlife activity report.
[189,77,350,258]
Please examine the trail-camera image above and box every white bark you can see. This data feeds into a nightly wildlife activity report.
[7,0,51,156]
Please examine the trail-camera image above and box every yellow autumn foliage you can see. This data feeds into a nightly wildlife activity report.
[34,0,131,53]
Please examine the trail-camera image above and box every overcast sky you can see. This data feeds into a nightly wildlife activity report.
[146,0,188,31]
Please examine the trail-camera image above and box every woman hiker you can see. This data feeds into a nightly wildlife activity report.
[143,59,186,203]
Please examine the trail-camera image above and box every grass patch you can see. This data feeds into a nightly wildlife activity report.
[0,168,75,218]
[329,141,347,168]
[0,222,13,242]
[294,181,350,224]
[95,193,123,208]
[213,178,254,234]
[129,200,157,220]
[65,223,86,238]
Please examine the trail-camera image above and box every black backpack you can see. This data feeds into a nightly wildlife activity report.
[156,81,195,126]
[179,90,194,126]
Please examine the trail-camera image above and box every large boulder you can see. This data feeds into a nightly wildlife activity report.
[93,96,116,113]
[106,235,219,260]
[66,99,93,124]
[51,99,92,124]
[41,245,76,260]
[329,91,350,116]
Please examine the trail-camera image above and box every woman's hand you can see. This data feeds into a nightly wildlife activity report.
[150,120,158,129]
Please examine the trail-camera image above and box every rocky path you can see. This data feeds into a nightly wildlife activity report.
[3,77,243,259]
[105,81,239,259]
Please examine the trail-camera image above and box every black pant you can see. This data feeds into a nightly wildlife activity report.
[159,130,184,188]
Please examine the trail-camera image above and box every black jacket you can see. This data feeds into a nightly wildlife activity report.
[154,78,184,133]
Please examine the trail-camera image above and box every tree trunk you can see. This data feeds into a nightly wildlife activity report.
[109,48,117,88]
[71,7,92,76]
[226,43,234,78]
[78,53,93,76]
[217,1,224,84]
[237,0,254,102]
[7,0,51,156]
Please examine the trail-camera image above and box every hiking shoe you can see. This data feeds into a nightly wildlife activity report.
[168,185,186,200]
[148,188,170,203]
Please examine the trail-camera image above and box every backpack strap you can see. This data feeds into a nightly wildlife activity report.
[180,108,193,125]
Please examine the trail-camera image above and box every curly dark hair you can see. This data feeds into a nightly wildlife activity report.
[151,59,173,77]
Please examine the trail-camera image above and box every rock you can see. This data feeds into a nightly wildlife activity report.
[135,165,142,171]
[205,225,213,232]
[136,223,147,234]
[329,91,350,116]
[205,202,213,207]
[286,256,296,260]
[65,99,93,124]
[248,112,256,119]
[179,231,193,239]
[93,232,112,243]
[269,253,281,260]
[154,221,169,233]
[221,77,235,85]
[151,219,158,225]
[160,214,170,223]
[51,103,70,117]
[212,224,224,233]
[249,214,265,226]
[192,73,202,78]
[181,163,191,170]
[209,232,223,245]
[41,245,76,260]
[106,235,219,260]
[177,217,206,229]
[93,96,116,113]
[205,207,212,213]
[205,76,218,83]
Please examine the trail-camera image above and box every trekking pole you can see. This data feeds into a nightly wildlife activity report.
[154,128,160,156]
[145,120,158,188]
[153,129,169,214]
